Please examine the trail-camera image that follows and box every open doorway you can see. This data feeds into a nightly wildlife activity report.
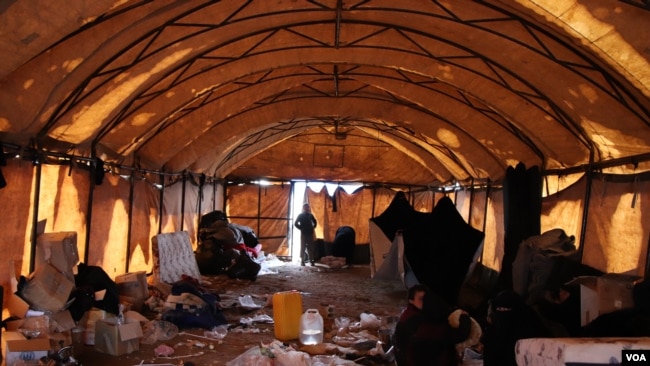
[289,181,362,263]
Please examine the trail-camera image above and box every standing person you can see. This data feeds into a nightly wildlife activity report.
[294,203,317,266]
[394,284,471,366]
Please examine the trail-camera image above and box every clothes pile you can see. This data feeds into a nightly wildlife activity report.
[194,210,262,281]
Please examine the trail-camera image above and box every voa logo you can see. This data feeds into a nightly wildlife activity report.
[626,354,646,362]
[622,350,650,365]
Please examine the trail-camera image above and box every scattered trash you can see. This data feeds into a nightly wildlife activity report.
[142,320,180,344]
[239,313,273,325]
[156,351,205,360]
[359,312,382,330]
[230,326,262,334]
[154,343,175,357]
[226,340,359,366]
[238,294,262,310]
[179,330,227,341]
[203,324,228,339]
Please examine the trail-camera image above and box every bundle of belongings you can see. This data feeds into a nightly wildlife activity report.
[511,228,579,305]
[509,228,650,338]
[194,210,262,281]
[160,276,228,330]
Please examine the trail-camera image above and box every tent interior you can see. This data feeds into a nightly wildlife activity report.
[0,0,649,338]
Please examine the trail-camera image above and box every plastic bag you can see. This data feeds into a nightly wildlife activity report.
[204,324,229,339]
[141,320,179,344]
[359,312,381,330]
[239,295,262,309]
[225,346,273,366]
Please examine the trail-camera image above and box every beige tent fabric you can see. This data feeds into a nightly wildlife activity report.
[2,160,36,278]
[1,164,648,314]
[226,183,292,255]
[1,0,649,318]
[481,190,506,273]
[307,187,374,244]
[541,178,586,250]
[583,177,649,276]
[86,173,127,277]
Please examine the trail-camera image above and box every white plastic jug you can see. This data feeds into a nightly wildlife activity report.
[299,308,324,345]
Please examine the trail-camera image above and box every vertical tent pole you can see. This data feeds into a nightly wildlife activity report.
[645,232,650,280]
[125,167,135,273]
[29,157,43,273]
[180,171,187,231]
[158,173,164,234]
[577,149,595,262]
[468,178,475,224]
[479,179,492,263]
[197,174,205,219]
[371,186,377,217]
[213,178,217,211]
[289,181,295,261]
[83,158,97,266]
[257,183,262,235]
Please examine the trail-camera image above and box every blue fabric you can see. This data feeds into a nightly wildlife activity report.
[163,279,227,330]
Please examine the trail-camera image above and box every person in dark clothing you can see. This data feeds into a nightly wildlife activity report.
[395,284,471,366]
[294,203,317,266]
[482,290,551,366]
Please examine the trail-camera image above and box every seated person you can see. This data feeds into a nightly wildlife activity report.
[482,290,551,366]
[394,284,471,366]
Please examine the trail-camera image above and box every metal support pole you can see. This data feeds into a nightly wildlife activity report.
[180,172,187,231]
[158,173,164,234]
[125,170,135,273]
[577,149,595,262]
[29,160,43,273]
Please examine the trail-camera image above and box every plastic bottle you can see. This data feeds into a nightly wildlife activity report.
[299,309,324,345]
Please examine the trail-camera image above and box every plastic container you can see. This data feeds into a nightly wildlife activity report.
[299,308,324,345]
[272,291,303,341]
[71,326,85,357]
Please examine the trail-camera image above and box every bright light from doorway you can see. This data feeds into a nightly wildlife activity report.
[290,181,364,263]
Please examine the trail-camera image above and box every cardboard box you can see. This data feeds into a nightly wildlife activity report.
[2,331,51,366]
[116,271,148,312]
[94,318,143,356]
[80,308,109,345]
[21,263,75,313]
[4,315,50,333]
[7,292,30,318]
[598,273,641,315]
[570,273,641,326]
[35,231,79,280]
[574,276,599,326]
[51,310,76,332]
[49,330,73,352]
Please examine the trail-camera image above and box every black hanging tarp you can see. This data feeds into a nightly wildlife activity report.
[403,197,485,305]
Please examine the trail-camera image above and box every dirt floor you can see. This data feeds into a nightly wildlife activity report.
[76,259,407,366]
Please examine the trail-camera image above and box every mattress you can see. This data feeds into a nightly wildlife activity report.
[515,337,650,365]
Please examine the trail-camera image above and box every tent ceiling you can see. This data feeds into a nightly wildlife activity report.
[0,0,649,186]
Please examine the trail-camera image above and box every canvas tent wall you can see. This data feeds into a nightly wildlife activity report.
[1,158,650,317]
